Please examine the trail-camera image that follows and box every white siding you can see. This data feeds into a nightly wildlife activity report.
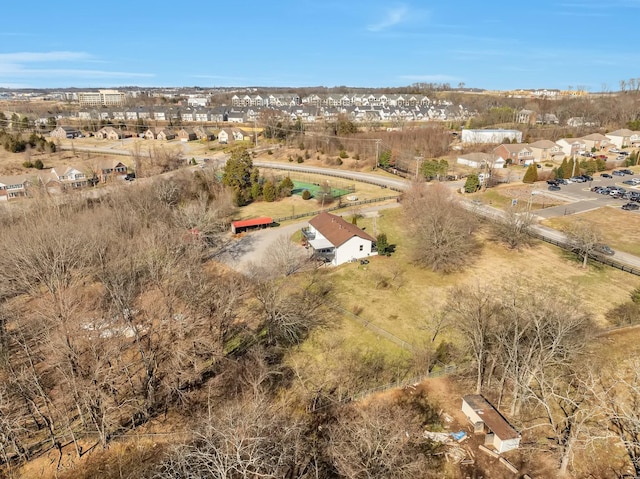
[494,436,521,453]
[461,400,483,425]
[333,236,376,266]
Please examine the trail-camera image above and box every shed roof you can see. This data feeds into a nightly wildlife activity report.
[309,211,375,247]
[463,395,520,440]
[232,217,273,228]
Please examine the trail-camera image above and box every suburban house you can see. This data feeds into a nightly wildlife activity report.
[50,126,81,139]
[177,128,197,142]
[456,152,505,169]
[528,140,564,163]
[46,166,90,190]
[536,113,559,125]
[95,126,122,140]
[218,128,248,144]
[461,395,521,454]
[567,117,598,128]
[461,129,523,144]
[556,138,587,157]
[193,126,215,141]
[581,133,611,151]
[516,109,535,124]
[302,211,377,266]
[0,175,30,201]
[493,143,535,165]
[606,129,639,149]
[156,129,176,141]
[93,160,128,183]
[143,128,158,140]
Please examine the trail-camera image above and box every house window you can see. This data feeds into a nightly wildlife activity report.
[359,245,364,251]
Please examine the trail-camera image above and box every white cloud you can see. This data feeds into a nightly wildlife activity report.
[367,5,410,32]
[0,51,91,62]
[0,51,154,84]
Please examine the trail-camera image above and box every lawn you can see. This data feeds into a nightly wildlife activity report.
[542,206,640,257]
[467,183,567,210]
[310,206,640,354]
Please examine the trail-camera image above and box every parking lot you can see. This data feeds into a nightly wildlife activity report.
[534,169,640,218]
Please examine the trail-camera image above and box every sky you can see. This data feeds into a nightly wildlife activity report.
[1,0,640,91]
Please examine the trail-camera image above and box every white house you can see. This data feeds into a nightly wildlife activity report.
[556,138,587,157]
[461,129,522,144]
[456,152,505,169]
[462,395,521,454]
[303,211,377,266]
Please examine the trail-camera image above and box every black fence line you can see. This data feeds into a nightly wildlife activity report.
[527,229,640,276]
[272,195,399,223]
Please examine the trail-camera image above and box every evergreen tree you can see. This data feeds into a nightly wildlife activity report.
[560,158,569,178]
[464,174,480,193]
[262,180,276,202]
[523,164,538,183]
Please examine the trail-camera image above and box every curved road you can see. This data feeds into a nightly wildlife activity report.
[61,144,640,273]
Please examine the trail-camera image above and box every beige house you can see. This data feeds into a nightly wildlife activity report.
[0,175,30,201]
[156,129,176,141]
[528,140,564,163]
[95,126,122,140]
[581,133,611,151]
[50,126,81,139]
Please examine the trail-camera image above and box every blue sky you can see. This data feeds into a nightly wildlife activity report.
[2,0,639,91]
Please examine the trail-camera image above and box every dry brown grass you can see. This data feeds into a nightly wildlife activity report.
[543,205,640,256]
[323,206,640,355]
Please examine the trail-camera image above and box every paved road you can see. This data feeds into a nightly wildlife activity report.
[60,143,640,273]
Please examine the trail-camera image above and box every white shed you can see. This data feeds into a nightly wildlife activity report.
[462,395,521,453]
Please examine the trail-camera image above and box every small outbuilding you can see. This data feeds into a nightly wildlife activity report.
[231,217,273,234]
[461,394,521,453]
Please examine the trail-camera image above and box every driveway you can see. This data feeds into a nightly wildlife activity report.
[217,203,400,274]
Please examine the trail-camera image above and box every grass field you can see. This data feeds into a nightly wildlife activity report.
[468,183,567,210]
[303,206,640,361]
[291,180,352,198]
[542,205,640,256]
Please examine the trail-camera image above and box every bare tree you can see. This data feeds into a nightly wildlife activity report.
[258,234,309,278]
[596,360,640,477]
[326,400,443,479]
[155,393,309,479]
[446,283,502,394]
[567,221,602,268]
[493,203,535,249]
[403,182,479,273]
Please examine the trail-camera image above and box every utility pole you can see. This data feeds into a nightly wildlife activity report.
[375,139,381,169]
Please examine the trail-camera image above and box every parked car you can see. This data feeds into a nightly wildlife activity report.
[570,176,586,183]
[623,180,636,185]
[619,151,630,156]
[595,244,615,256]
[613,170,626,176]
[556,178,569,185]
[622,203,640,211]
[617,155,627,161]
[548,185,561,191]
[546,179,559,185]
[620,169,634,175]
[596,155,608,160]
[581,175,593,181]
[600,173,613,178]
